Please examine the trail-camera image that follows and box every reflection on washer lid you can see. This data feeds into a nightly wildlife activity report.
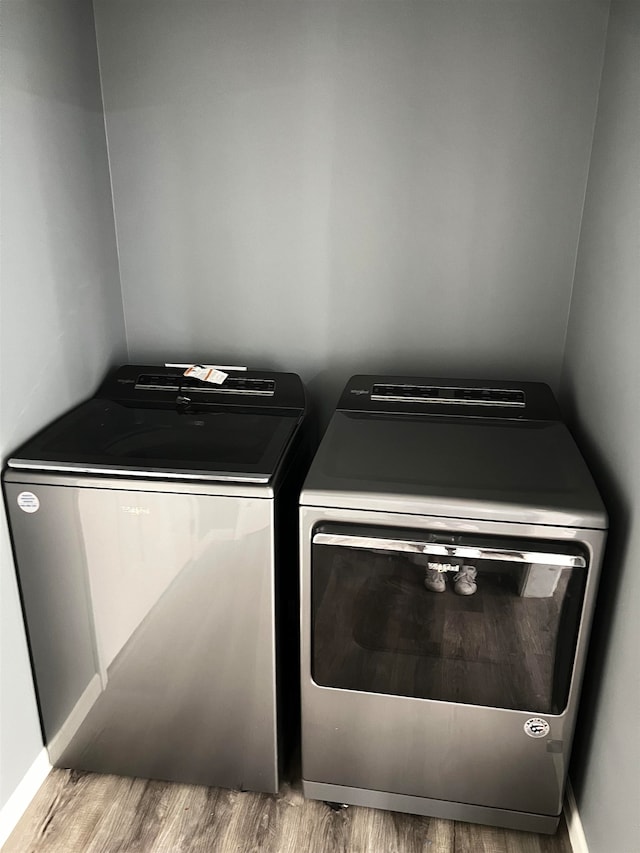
[8,400,301,483]
[8,364,307,484]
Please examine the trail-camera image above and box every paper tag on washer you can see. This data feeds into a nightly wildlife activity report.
[183,365,228,385]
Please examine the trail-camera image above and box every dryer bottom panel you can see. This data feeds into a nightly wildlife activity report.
[302,780,560,835]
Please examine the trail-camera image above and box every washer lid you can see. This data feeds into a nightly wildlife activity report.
[7,400,301,483]
[300,412,607,528]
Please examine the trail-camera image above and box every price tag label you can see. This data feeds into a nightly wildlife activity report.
[183,365,228,385]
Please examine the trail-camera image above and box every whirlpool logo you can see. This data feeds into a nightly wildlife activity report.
[120,505,151,516]
[524,718,550,738]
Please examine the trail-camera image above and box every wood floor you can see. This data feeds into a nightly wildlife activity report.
[4,769,572,853]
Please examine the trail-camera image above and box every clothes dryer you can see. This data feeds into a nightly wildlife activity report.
[4,364,308,793]
[299,375,606,832]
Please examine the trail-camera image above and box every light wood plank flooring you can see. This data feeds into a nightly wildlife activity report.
[4,769,572,853]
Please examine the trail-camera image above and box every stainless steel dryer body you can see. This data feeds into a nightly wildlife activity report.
[4,365,308,793]
[299,376,606,833]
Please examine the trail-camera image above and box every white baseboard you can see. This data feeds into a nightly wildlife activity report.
[565,779,589,853]
[47,674,102,764]
[0,747,51,849]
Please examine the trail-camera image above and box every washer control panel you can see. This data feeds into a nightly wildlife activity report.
[96,365,306,411]
[135,374,276,396]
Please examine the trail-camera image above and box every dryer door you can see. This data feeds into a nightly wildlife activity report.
[311,524,588,714]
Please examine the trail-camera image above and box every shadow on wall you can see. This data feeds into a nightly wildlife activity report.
[560,386,630,800]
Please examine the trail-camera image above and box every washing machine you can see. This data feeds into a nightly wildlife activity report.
[4,364,309,793]
[299,375,607,833]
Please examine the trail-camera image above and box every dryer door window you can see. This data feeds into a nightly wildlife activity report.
[310,524,588,714]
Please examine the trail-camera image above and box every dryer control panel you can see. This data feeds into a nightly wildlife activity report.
[370,383,526,408]
[338,375,560,420]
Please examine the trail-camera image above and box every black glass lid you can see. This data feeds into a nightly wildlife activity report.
[8,400,301,483]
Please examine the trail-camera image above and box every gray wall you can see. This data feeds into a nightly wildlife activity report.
[0,0,126,809]
[560,3,640,851]
[94,0,609,414]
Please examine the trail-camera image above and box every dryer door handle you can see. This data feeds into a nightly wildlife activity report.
[312,533,586,568]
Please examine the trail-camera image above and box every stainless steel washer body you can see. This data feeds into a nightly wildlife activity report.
[299,375,606,833]
[4,365,308,793]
